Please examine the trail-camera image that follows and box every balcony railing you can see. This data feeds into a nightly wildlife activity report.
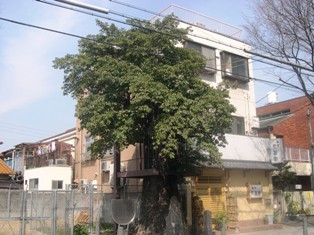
[25,153,72,169]
[284,147,310,162]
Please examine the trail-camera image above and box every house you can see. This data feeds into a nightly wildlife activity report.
[74,5,280,233]
[0,158,21,189]
[1,128,77,190]
[256,95,313,191]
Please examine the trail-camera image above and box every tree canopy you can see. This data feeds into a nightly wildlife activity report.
[53,16,235,173]
[245,0,314,104]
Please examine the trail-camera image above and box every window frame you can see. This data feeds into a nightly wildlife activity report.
[52,180,63,190]
[29,178,39,190]
[229,116,245,135]
[220,51,249,82]
[185,41,216,74]
[83,134,94,160]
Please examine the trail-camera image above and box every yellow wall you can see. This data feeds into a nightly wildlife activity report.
[227,169,273,221]
[195,168,274,224]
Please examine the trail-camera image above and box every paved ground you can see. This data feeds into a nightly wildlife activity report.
[241,220,314,235]
[241,225,314,235]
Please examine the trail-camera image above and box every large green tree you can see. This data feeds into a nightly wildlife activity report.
[54,16,235,234]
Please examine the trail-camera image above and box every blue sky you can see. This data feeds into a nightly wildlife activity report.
[0,0,304,151]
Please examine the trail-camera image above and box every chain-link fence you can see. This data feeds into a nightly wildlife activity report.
[0,185,141,235]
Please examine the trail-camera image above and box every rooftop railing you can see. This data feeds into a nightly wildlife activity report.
[152,4,242,40]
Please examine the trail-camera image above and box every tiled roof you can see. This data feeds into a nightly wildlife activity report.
[0,159,15,175]
[222,159,277,170]
[259,114,292,128]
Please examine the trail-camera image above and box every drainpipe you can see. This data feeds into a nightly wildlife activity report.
[306,108,314,191]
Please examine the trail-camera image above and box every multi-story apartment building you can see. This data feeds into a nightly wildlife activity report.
[75,5,281,233]
[1,128,76,190]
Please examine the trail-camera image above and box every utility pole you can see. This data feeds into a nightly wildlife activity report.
[306,108,314,191]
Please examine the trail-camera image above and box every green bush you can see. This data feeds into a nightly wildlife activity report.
[288,201,300,215]
[213,211,228,230]
[73,224,88,235]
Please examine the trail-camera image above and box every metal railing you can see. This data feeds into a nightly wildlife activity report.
[284,147,310,162]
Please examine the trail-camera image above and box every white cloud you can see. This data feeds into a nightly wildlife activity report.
[0,7,79,114]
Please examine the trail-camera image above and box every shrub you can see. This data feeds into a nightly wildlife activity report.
[73,224,88,235]
[288,201,300,215]
[213,211,228,230]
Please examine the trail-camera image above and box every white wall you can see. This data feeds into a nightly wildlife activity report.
[181,22,258,135]
[219,134,271,161]
[24,166,72,190]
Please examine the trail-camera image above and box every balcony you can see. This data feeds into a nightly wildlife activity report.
[219,134,272,162]
[284,147,310,162]
[24,142,73,169]
[25,154,73,169]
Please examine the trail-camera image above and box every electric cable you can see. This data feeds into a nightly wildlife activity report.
[0,15,309,95]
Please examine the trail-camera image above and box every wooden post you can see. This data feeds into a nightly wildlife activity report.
[113,144,121,199]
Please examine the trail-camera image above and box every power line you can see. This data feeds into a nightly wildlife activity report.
[38,0,314,82]
[245,49,314,73]
[0,122,57,135]
[0,15,307,96]
[103,0,314,98]
[3,1,313,98]
[255,74,295,104]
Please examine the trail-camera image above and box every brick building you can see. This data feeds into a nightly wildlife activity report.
[256,95,313,190]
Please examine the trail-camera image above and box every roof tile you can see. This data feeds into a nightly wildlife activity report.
[0,159,15,175]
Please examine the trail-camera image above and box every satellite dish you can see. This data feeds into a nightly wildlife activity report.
[111,199,136,225]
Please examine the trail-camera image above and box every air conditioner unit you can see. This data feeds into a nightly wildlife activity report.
[56,159,67,165]
[101,161,111,172]
[80,179,88,185]
[251,117,260,129]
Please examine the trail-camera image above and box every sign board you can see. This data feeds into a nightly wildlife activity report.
[270,139,283,164]
[295,184,302,190]
[248,184,262,199]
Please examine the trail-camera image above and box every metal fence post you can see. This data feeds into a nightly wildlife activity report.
[23,191,28,235]
[89,185,94,234]
[303,216,308,235]
[52,191,57,235]
[19,190,26,235]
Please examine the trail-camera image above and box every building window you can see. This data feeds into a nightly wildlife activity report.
[221,52,249,82]
[229,116,245,135]
[185,41,216,74]
[29,178,39,190]
[83,134,94,160]
[52,180,63,190]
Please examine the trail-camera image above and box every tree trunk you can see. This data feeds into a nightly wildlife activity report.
[134,175,183,235]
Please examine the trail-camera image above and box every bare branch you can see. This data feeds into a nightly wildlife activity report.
[245,0,314,104]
